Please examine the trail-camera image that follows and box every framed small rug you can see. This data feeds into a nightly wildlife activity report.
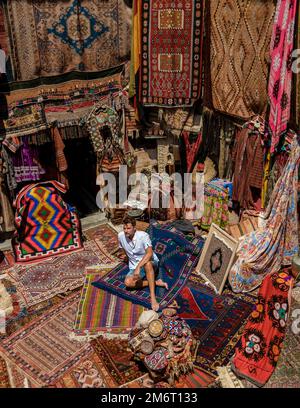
[195,223,238,294]
[73,266,144,340]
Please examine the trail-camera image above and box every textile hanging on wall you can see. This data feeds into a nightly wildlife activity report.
[4,0,131,81]
[199,109,235,171]
[1,145,17,193]
[232,123,265,211]
[51,128,67,173]
[204,0,275,119]
[84,104,130,173]
[140,0,204,107]
[4,71,123,107]
[229,136,300,293]
[0,71,124,140]
[231,270,294,387]
[0,5,9,55]
[129,0,141,99]
[11,137,45,183]
[1,104,48,139]
[51,127,69,188]
[0,4,9,79]
[296,5,300,129]
[218,123,236,180]
[0,154,15,232]
[180,131,202,173]
[263,130,296,208]
[268,0,297,153]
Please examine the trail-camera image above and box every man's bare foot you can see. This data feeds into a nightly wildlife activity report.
[151,299,160,312]
[156,279,169,290]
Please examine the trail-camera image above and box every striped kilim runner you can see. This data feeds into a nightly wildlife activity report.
[73,266,144,339]
[174,368,216,387]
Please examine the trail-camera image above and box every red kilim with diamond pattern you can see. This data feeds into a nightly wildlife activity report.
[140,0,204,107]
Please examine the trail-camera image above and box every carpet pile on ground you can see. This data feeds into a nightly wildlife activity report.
[0,218,296,388]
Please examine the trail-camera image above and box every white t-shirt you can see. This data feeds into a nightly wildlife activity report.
[118,230,159,270]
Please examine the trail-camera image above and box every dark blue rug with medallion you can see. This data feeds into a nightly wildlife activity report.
[92,222,204,310]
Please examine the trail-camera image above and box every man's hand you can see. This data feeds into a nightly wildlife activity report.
[133,266,141,279]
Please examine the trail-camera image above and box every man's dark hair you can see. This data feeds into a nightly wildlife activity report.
[122,215,136,227]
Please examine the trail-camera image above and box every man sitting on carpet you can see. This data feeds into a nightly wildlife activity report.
[118,215,168,312]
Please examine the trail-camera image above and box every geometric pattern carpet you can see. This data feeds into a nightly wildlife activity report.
[48,348,120,388]
[0,292,91,387]
[50,336,147,388]
[0,250,15,275]
[0,356,10,388]
[177,274,256,376]
[12,181,83,263]
[205,0,275,119]
[83,223,119,254]
[92,223,204,310]
[84,223,127,262]
[5,240,116,307]
[4,0,131,81]
[120,368,216,389]
[73,266,144,340]
[90,337,147,387]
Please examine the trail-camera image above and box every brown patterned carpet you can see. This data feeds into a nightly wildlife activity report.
[204,0,275,119]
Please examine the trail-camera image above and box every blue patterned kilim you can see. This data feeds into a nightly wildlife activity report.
[48,0,109,55]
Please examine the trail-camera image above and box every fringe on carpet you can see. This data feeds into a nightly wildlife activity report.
[216,365,245,388]
[69,331,129,342]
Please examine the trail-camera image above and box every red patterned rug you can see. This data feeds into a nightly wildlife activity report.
[176,274,256,376]
[0,356,10,388]
[49,336,147,388]
[90,337,147,387]
[48,349,120,388]
[120,368,215,389]
[84,223,119,254]
[174,368,215,388]
[0,292,91,387]
[140,0,204,107]
[0,250,15,274]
